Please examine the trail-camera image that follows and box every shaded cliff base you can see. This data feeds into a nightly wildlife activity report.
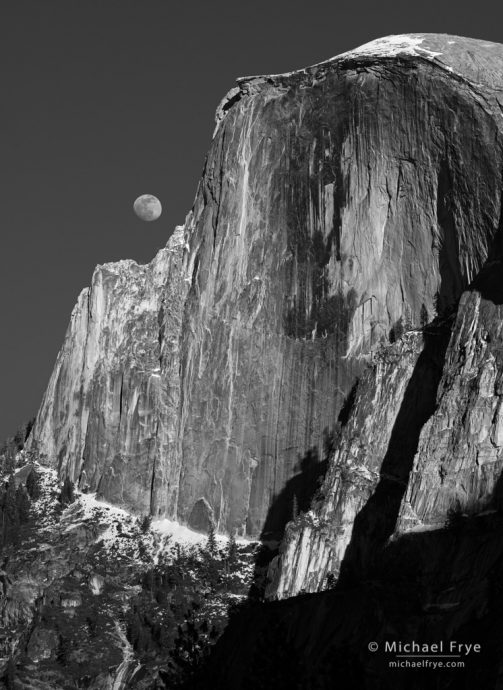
[182,301,503,689]
[184,502,503,690]
[336,321,452,589]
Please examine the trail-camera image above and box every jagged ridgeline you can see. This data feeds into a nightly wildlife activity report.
[3,33,503,689]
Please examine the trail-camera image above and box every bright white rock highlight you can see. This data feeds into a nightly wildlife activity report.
[337,34,443,61]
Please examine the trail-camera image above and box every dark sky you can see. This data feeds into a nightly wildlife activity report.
[1,0,502,439]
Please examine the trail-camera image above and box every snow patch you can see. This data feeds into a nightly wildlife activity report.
[236,35,443,85]
[152,518,255,546]
[337,35,443,61]
[152,518,208,544]
[78,493,131,522]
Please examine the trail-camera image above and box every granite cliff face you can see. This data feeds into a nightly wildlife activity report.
[265,36,503,597]
[30,228,188,518]
[28,34,503,551]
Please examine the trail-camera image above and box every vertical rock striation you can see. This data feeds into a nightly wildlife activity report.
[28,34,503,546]
[267,323,451,597]
[397,284,503,532]
[29,228,188,517]
[260,34,503,590]
[177,34,503,537]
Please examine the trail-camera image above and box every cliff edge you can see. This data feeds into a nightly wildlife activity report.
[27,34,503,548]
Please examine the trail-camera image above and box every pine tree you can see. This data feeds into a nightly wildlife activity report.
[325,572,337,589]
[16,484,30,523]
[140,514,152,533]
[4,481,19,527]
[59,476,75,505]
[56,633,72,664]
[206,519,217,555]
[227,530,238,570]
[389,317,404,343]
[0,442,16,476]
[1,480,19,546]
[26,468,41,500]
[13,427,25,451]
[4,657,16,689]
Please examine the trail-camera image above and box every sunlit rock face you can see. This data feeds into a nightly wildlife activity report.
[266,327,451,598]
[28,228,188,518]
[265,34,503,595]
[28,33,503,543]
[396,288,503,532]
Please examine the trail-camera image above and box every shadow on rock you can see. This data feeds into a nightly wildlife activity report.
[259,446,328,544]
[337,324,451,587]
[180,489,503,690]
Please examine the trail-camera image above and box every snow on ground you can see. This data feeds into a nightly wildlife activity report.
[53,491,259,570]
[13,459,258,563]
[28,463,61,533]
[73,494,257,547]
[336,35,443,62]
[152,518,208,545]
[152,518,256,546]
[237,34,444,84]
[65,492,151,557]
[77,492,132,523]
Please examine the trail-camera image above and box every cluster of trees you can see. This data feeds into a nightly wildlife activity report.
[0,418,35,475]
[387,298,458,345]
[126,528,244,687]
[0,418,42,547]
[161,606,221,688]
[58,476,75,506]
[388,303,433,343]
[0,468,40,547]
[205,522,241,582]
[205,519,238,561]
[0,467,76,547]
[1,658,17,689]
[139,514,152,533]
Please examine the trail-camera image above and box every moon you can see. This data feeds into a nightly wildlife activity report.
[133,194,162,222]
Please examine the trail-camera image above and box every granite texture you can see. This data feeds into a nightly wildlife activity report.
[28,34,503,545]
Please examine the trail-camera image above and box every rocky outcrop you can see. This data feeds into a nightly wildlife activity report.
[397,287,503,531]
[267,270,503,600]
[265,34,503,596]
[266,329,447,597]
[28,228,188,517]
[28,33,503,543]
[0,464,257,689]
[179,33,503,539]
[196,509,503,690]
